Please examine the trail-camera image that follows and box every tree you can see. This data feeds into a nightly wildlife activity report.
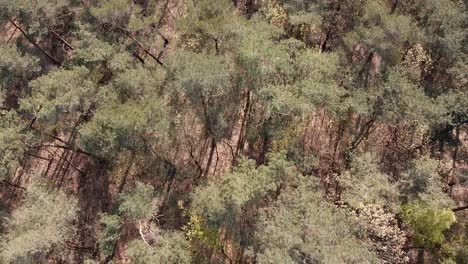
[254,176,378,263]
[338,153,408,263]
[0,44,39,110]
[125,231,191,264]
[79,96,169,158]
[177,0,235,54]
[339,152,400,212]
[0,0,76,67]
[378,68,437,124]
[191,153,297,228]
[0,181,78,263]
[401,201,456,249]
[115,182,191,263]
[119,182,159,222]
[20,66,97,126]
[90,0,135,26]
[167,51,234,142]
[344,0,422,69]
[167,50,239,176]
[190,153,383,262]
[413,0,467,95]
[190,153,298,261]
[0,110,31,180]
[96,213,122,259]
[401,156,454,207]
[0,0,466,263]
[400,156,457,250]
[71,26,116,66]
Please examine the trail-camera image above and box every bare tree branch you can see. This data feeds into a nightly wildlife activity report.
[8,17,62,66]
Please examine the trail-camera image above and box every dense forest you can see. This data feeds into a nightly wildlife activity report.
[0,0,467,263]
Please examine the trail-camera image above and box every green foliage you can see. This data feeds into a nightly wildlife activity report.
[111,66,165,101]
[232,20,342,115]
[79,96,168,158]
[181,213,221,250]
[78,58,167,158]
[0,181,77,262]
[97,213,122,258]
[339,153,400,212]
[249,39,343,116]
[255,176,378,263]
[125,231,191,264]
[168,51,231,100]
[400,156,458,251]
[344,0,421,66]
[419,0,466,58]
[0,44,39,93]
[167,51,234,140]
[435,90,468,126]
[440,259,456,264]
[189,153,301,262]
[71,27,116,65]
[440,221,468,264]
[379,69,436,124]
[189,179,226,226]
[297,50,346,115]
[222,155,293,207]
[0,111,31,179]
[180,200,222,254]
[402,156,454,208]
[282,0,325,25]
[0,0,70,24]
[0,0,466,262]
[401,201,456,249]
[119,182,159,221]
[91,0,135,25]
[191,153,296,226]
[191,153,380,262]
[21,66,97,124]
[177,0,235,52]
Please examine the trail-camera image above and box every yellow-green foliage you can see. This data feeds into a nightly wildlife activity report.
[262,0,289,28]
[182,213,221,250]
[179,201,221,250]
[401,201,456,249]
[439,220,468,262]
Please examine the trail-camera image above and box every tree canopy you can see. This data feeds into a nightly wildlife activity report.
[0,0,466,263]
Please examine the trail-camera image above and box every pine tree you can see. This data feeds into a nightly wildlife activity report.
[0,181,78,262]
[0,0,466,263]
[0,110,31,180]
[339,152,399,212]
[125,232,191,264]
[254,176,378,263]
[118,182,159,221]
[400,156,457,250]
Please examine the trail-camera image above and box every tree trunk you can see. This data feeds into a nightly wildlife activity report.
[204,138,217,178]
[417,248,425,264]
[236,90,251,157]
[118,154,135,193]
